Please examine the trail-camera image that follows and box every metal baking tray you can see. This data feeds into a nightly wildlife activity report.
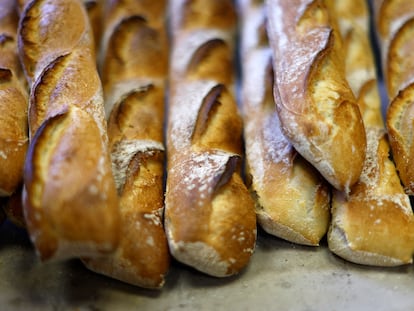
[1,220,413,311]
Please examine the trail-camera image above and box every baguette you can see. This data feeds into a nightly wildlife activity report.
[238,0,330,246]
[82,0,170,289]
[327,0,414,266]
[19,0,119,261]
[0,0,28,197]
[374,0,414,194]
[165,0,257,277]
[266,0,366,192]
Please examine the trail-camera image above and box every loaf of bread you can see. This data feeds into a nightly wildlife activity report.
[0,0,28,197]
[238,0,330,246]
[18,0,120,261]
[165,0,257,277]
[266,0,367,192]
[327,0,414,266]
[374,0,414,194]
[82,0,170,289]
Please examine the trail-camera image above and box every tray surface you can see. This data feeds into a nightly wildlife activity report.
[0,221,413,311]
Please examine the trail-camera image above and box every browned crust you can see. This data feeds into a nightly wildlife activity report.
[169,0,237,36]
[28,51,102,138]
[167,82,243,164]
[165,151,256,276]
[18,0,93,85]
[266,0,366,192]
[0,0,28,197]
[169,0,237,89]
[99,0,166,70]
[107,84,165,147]
[104,0,166,29]
[170,31,235,89]
[101,15,168,92]
[0,77,28,196]
[329,129,414,266]
[83,150,169,289]
[23,107,119,261]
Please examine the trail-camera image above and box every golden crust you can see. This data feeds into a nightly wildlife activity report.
[103,16,167,80]
[329,128,414,266]
[83,150,169,289]
[169,0,237,36]
[105,0,166,29]
[101,14,168,116]
[107,84,165,146]
[28,50,102,138]
[99,0,166,71]
[165,151,256,277]
[18,0,94,85]
[169,1,237,89]
[0,81,28,196]
[23,107,119,261]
